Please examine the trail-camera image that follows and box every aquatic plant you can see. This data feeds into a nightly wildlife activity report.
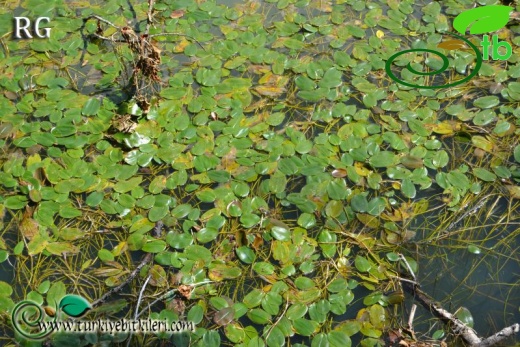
[0,0,518,346]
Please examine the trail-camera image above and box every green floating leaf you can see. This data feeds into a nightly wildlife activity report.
[267,325,285,347]
[455,307,474,328]
[253,262,275,276]
[401,179,416,199]
[368,151,397,168]
[294,277,316,290]
[247,308,272,324]
[98,249,114,262]
[467,244,481,254]
[328,330,352,347]
[148,206,168,222]
[473,96,499,109]
[351,194,368,213]
[86,192,104,207]
[187,304,204,324]
[82,97,101,116]
[367,197,386,216]
[236,246,256,264]
[432,329,445,340]
[453,5,512,35]
[472,168,496,182]
[355,255,371,272]
[202,330,221,347]
[292,318,318,336]
[59,294,91,318]
[142,240,167,253]
[207,170,231,183]
[286,303,308,320]
[4,195,28,210]
[514,145,520,163]
[271,225,291,241]
[386,252,399,261]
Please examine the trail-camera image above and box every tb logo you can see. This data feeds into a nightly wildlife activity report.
[386,5,515,89]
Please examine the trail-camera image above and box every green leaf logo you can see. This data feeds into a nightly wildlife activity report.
[58,295,91,318]
[453,5,513,35]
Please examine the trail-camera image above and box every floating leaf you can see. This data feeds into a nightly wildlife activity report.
[455,307,474,328]
[4,195,28,210]
[401,179,416,199]
[473,96,499,109]
[369,151,397,168]
[472,168,496,182]
[82,98,101,115]
[351,194,368,213]
[437,39,467,50]
[247,308,272,324]
[236,246,256,264]
[142,240,167,253]
[355,255,371,272]
[292,318,318,336]
[467,244,481,254]
[214,307,234,326]
[267,326,285,347]
[514,145,520,163]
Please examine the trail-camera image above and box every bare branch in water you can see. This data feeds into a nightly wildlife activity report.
[84,15,120,29]
[400,279,519,346]
[145,0,155,35]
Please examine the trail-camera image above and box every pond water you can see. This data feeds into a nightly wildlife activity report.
[410,188,520,339]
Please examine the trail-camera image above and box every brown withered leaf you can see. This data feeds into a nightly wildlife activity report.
[437,39,467,50]
[20,208,39,240]
[43,306,56,317]
[331,168,347,178]
[214,307,234,326]
[220,147,237,169]
[167,298,186,316]
[178,284,193,299]
[400,155,424,169]
[251,234,264,250]
[170,10,185,18]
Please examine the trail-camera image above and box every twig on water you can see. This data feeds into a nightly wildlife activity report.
[400,279,519,346]
[125,274,152,347]
[136,280,214,319]
[398,253,416,281]
[145,0,155,35]
[84,15,120,29]
[445,196,489,233]
[91,253,152,308]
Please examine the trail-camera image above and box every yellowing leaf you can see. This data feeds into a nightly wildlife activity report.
[20,216,39,240]
[45,242,80,255]
[354,162,370,176]
[356,214,380,228]
[505,185,520,199]
[174,38,190,53]
[253,86,286,97]
[429,121,461,135]
[27,233,49,256]
[472,135,494,152]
